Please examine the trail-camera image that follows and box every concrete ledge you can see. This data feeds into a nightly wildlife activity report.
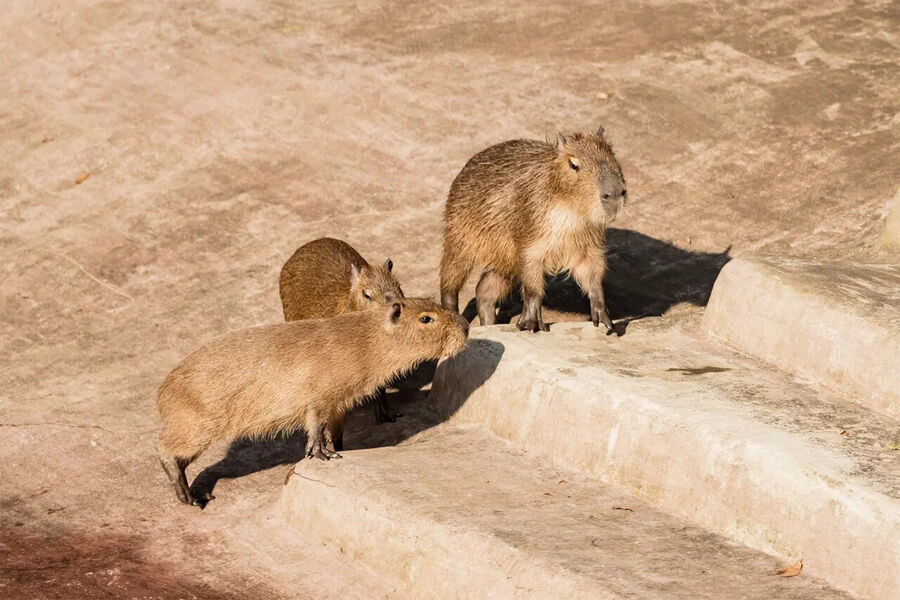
[702,255,900,418]
[280,427,850,599]
[428,317,900,600]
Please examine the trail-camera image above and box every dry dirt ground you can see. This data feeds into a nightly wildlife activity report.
[1,1,898,598]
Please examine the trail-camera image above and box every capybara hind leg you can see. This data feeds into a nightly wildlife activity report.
[306,413,341,460]
[372,386,400,425]
[476,270,513,326]
[327,412,346,453]
[439,244,473,313]
[158,452,197,506]
[516,262,549,332]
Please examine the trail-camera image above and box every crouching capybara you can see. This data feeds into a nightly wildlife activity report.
[156,299,469,506]
[280,237,405,438]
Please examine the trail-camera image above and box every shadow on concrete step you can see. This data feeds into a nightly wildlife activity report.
[189,342,504,498]
[465,228,731,328]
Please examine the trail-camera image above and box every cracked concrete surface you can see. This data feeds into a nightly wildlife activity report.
[1,0,898,597]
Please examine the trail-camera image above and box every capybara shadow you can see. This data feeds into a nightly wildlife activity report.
[190,432,308,504]
[189,344,504,504]
[465,228,731,330]
[425,339,505,422]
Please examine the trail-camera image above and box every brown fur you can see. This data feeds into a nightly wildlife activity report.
[156,299,468,506]
[280,238,405,436]
[280,237,402,321]
[440,130,627,332]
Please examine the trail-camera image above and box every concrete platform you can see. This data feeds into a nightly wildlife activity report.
[280,426,851,600]
[702,256,900,418]
[428,316,900,599]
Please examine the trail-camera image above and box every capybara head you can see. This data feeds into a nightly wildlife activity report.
[348,259,404,311]
[554,128,626,224]
[383,298,469,360]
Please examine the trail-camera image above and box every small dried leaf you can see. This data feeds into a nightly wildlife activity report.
[887,441,899,451]
[612,506,634,512]
[74,171,90,184]
[840,430,848,436]
[775,559,802,577]
[284,466,296,485]
[558,479,568,485]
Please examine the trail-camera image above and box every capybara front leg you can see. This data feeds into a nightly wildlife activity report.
[589,284,613,331]
[372,386,400,425]
[573,254,613,331]
[306,414,342,461]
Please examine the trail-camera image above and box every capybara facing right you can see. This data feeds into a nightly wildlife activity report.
[157,299,469,507]
[279,237,402,321]
[441,129,627,332]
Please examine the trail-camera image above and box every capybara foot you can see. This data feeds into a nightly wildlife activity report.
[175,484,197,506]
[373,398,401,425]
[308,446,342,461]
[592,306,613,331]
[516,316,549,333]
[307,437,342,461]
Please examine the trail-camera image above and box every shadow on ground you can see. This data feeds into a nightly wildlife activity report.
[466,228,731,332]
[191,341,504,502]
[0,518,250,599]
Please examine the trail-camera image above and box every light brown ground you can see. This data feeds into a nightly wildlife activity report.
[1,1,898,597]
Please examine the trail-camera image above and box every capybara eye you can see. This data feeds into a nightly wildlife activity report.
[602,193,611,200]
[363,291,373,300]
[568,158,579,171]
[419,315,434,324]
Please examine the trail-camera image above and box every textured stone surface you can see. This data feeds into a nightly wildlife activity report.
[281,426,852,600]
[702,255,900,418]
[880,188,900,252]
[429,316,900,599]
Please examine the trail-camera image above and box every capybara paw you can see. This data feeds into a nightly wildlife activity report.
[373,401,400,425]
[516,317,548,333]
[591,306,613,330]
[307,445,341,461]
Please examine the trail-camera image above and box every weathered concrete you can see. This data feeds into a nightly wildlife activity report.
[702,255,900,418]
[429,316,900,599]
[880,188,900,252]
[281,426,851,600]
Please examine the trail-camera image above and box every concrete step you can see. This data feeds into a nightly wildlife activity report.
[702,255,900,418]
[280,426,852,600]
[428,315,900,600]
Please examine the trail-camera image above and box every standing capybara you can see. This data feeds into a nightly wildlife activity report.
[157,299,469,506]
[440,128,626,332]
[280,237,404,440]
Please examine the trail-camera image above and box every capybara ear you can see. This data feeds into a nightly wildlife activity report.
[556,131,567,148]
[596,126,606,140]
[389,302,402,323]
[384,258,393,272]
[349,263,360,288]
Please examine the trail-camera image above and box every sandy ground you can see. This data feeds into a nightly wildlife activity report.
[1,1,898,597]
